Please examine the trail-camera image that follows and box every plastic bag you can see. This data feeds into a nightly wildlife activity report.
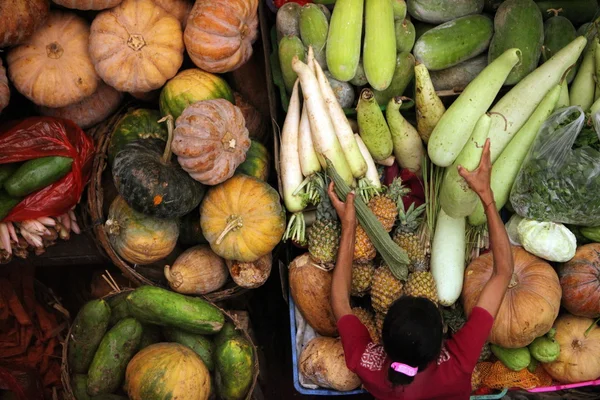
[510,106,600,226]
[0,117,94,222]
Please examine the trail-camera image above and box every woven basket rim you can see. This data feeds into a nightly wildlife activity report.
[61,288,260,400]
[84,105,249,303]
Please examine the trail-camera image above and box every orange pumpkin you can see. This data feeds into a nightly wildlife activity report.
[0,60,9,113]
[462,246,562,348]
[172,99,251,185]
[200,174,285,262]
[39,81,123,129]
[153,0,192,28]
[52,0,122,10]
[7,11,99,108]
[184,0,259,73]
[559,243,600,318]
[89,0,184,93]
[543,314,600,383]
[0,0,49,48]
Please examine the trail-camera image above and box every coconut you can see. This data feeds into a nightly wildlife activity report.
[300,337,361,391]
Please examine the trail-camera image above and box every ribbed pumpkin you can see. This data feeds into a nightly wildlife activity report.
[7,11,99,108]
[236,140,270,181]
[0,0,49,48]
[165,245,229,295]
[153,0,193,28]
[173,99,251,186]
[184,0,259,73]
[0,60,9,113]
[462,246,562,348]
[105,196,179,265]
[39,81,123,129]
[52,0,122,10]
[559,243,600,318]
[89,0,184,93]
[289,253,338,337]
[159,68,234,121]
[200,174,285,262]
[543,314,600,383]
[108,108,167,166]
[125,343,211,400]
[226,252,272,289]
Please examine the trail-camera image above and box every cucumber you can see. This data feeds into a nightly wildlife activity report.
[215,331,255,400]
[87,318,143,396]
[276,2,301,42]
[373,52,415,105]
[413,15,493,71]
[72,374,91,400]
[0,164,18,187]
[357,89,393,161]
[363,0,397,90]
[126,286,224,335]
[535,0,598,26]
[139,324,161,350]
[430,54,488,91]
[327,0,364,82]
[393,0,407,20]
[279,36,306,93]
[488,0,544,86]
[542,16,577,82]
[349,59,368,86]
[299,4,329,68]
[395,19,416,53]
[325,71,355,108]
[407,0,484,24]
[4,156,73,197]
[0,191,21,222]
[163,328,215,371]
[106,292,131,325]
[68,300,111,374]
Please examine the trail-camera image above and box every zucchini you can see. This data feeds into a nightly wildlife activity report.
[373,52,415,106]
[357,89,393,162]
[67,300,111,374]
[413,15,493,71]
[126,286,224,335]
[326,0,364,82]
[4,156,73,197]
[299,4,329,68]
[535,0,598,26]
[279,36,306,93]
[542,16,577,82]
[163,328,215,371]
[488,0,544,86]
[276,2,301,42]
[395,19,416,53]
[363,0,397,90]
[429,54,487,91]
[0,191,21,222]
[0,164,18,187]
[407,0,484,24]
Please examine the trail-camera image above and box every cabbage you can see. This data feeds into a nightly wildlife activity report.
[505,214,524,246]
[517,219,577,262]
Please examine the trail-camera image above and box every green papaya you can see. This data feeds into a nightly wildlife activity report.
[491,344,531,371]
[529,328,561,363]
[215,326,255,400]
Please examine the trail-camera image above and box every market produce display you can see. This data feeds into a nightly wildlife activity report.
[272,0,600,395]
[65,287,257,400]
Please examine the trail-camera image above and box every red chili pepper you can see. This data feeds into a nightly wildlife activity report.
[275,0,313,7]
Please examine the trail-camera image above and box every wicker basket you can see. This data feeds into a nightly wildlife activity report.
[61,288,260,400]
[84,106,248,302]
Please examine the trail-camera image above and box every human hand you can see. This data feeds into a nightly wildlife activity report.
[458,138,493,203]
[327,181,357,230]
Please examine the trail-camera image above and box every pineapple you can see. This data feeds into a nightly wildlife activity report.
[308,179,340,267]
[393,201,427,272]
[405,270,438,304]
[353,224,376,263]
[367,178,408,232]
[353,307,378,342]
[375,312,385,344]
[351,262,375,297]
[371,266,403,314]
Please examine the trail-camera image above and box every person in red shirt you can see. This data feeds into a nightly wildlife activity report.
[327,139,514,400]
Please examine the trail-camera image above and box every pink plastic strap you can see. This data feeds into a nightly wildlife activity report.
[390,362,418,377]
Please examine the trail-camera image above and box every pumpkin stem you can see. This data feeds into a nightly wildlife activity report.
[508,273,519,288]
[216,215,243,245]
[158,115,175,163]
[105,219,120,236]
[585,317,600,337]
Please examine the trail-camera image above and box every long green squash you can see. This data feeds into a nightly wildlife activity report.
[326,0,364,81]
[363,0,397,90]
[486,36,587,162]
[427,48,521,167]
[439,113,491,218]
[468,85,561,226]
[570,42,596,110]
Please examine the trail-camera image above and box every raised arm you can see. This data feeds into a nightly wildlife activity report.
[327,182,356,321]
[458,139,514,318]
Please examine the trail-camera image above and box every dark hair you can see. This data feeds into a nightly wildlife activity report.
[381,296,443,386]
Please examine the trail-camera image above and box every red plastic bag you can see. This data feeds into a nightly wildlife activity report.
[383,162,425,209]
[0,117,94,222]
[274,0,312,7]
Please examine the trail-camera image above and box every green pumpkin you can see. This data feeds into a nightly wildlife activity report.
[159,68,235,121]
[236,140,270,181]
[112,118,205,219]
[108,109,167,166]
[214,324,255,400]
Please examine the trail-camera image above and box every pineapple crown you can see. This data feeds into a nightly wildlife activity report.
[387,178,410,206]
[397,202,426,233]
[315,174,338,222]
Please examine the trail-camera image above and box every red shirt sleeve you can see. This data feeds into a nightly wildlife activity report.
[337,314,372,372]
[446,307,494,374]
